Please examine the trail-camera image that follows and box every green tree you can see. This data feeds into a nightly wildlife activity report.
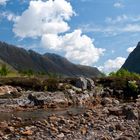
[26,69,34,77]
[0,64,9,76]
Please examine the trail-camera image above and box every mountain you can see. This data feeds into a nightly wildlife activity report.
[121,42,140,73]
[0,58,16,72]
[0,41,102,77]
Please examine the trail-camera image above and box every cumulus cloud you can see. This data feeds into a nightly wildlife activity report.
[41,29,105,65]
[13,0,74,38]
[127,46,135,53]
[99,57,126,74]
[0,0,9,5]
[12,0,105,66]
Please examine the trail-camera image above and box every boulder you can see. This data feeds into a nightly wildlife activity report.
[0,86,18,95]
[28,94,44,106]
[75,77,87,90]
[86,78,95,90]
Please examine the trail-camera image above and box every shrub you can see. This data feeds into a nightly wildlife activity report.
[109,69,140,79]
[0,64,9,76]
[43,78,59,92]
[19,69,34,77]
[128,80,138,92]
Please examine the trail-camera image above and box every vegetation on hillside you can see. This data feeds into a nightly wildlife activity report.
[109,69,140,79]
[0,64,9,76]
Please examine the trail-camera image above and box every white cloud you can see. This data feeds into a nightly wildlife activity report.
[13,0,74,38]
[41,29,105,65]
[0,0,9,5]
[81,23,140,36]
[0,11,19,22]
[80,13,140,36]
[12,0,105,66]
[127,46,135,53]
[99,57,126,74]
[113,2,124,8]
[105,15,140,24]
[105,15,128,24]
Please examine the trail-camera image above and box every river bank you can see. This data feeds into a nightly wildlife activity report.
[0,77,139,139]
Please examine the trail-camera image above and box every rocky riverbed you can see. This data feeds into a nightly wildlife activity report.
[0,77,139,140]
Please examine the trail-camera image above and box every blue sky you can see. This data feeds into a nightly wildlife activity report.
[0,0,140,73]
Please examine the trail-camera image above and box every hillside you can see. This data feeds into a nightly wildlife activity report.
[121,42,140,74]
[0,41,102,77]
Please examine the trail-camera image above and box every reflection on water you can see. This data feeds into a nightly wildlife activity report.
[0,106,86,121]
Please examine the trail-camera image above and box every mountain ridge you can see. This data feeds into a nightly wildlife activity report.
[0,41,102,77]
[121,41,140,73]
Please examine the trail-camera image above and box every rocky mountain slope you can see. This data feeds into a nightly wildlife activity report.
[0,41,102,77]
[122,42,140,73]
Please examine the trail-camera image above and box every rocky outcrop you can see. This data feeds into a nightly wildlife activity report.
[72,77,95,90]
[0,86,18,95]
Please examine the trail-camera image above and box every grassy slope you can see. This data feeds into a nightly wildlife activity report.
[0,59,19,77]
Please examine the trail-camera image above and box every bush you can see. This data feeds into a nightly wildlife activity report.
[109,69,140,79]
[128,80,138,92]
[43,78,59,92]
[0,64,9,76]
[19,69,34,77]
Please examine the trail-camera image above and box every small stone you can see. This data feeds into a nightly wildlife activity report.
[5,126,15,133]
[49,116,58,122]
[0,121,8,128]
[101,136,110,140]
[101,97,112,106]
[51,127,58,133]
[115,124,125,131]
[108,107,122,116]
[0,130,3,137]
[112,99,120,106]
[80,127,87,135]
[108,125,115,132]
[61,128,71,133]
[57,133,64,138]
[44,120,49,126]
[21,130,33,136]
[115,136,131,140]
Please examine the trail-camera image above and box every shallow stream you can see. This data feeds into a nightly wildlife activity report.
[0,106,86,121]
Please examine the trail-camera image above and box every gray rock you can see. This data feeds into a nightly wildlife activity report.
[57,133,64,138]
[86,78,95,90]
[122,105,138,120]
[75,77,87,90]
[101,97,112,106]
[112,99,120,106]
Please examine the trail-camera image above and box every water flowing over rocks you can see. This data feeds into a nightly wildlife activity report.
[0,77,139,139]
